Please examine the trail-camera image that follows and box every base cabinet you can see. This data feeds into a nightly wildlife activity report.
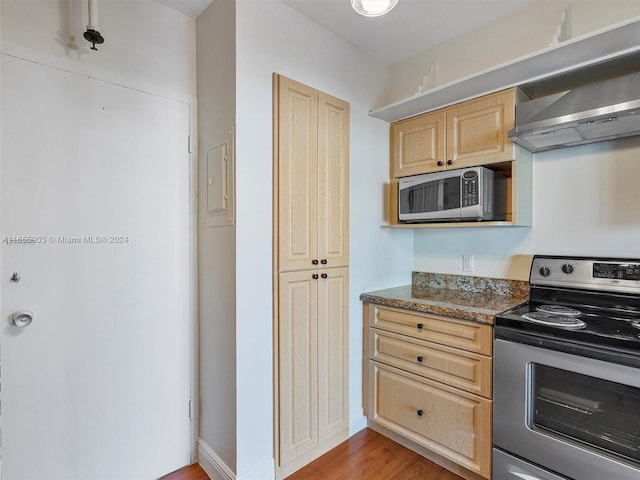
[277,268,349,477]
[364,303,493,480]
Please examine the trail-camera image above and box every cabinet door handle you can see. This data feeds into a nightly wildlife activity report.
[417,323,424,330]
[417,409,424,417]
[312,274,319,280]
[321,273,328,279]
[447,159,453,166]
[320,259,327,264]
[417,356,424,363]
[437,160,443,167]
[312,259,319,265]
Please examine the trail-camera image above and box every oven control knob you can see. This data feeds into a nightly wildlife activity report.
[539,267,551,277]
[562,264,574,274]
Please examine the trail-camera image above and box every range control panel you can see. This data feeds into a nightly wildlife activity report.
[593,262,640,281]
[530,256,640,294]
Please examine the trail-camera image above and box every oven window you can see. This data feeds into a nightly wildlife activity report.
[530,364,640,466]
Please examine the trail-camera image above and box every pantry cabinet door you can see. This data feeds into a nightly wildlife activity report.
[277,77,319,272]
[317,93,349,269]
[278,270,319,466]
[446,88,516,169]
[317,267,349,443]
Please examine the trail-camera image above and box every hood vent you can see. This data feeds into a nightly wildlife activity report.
[508,72,640,152]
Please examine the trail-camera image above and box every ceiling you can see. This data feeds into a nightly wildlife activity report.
[155,0,537,65]
[154,0,213,18]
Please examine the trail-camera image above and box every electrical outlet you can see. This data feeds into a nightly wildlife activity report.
[463,255,474,272]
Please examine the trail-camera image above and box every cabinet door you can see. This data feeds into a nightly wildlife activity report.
[445,88,515,169]
[391,110,446,177]
[317,93,349,268]
[369,361,492,479]
[317,267,349,443]
[277,77,319,272]
[278,270,319,466]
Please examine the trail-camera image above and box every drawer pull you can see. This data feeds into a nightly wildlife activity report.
[417,356,424,363]
[417,323,424,330]
[417,409,424,417]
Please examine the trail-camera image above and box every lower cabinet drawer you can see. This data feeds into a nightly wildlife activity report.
[368,361,492,479]
[370,305,493,355]
[369,328,492,398]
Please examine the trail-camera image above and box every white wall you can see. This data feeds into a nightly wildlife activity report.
[384,0,640,106]
[413,136,640,280]
[196,0,237,476]
[1,0,196,100]
[401,1,640,280]
[234,0,412,477]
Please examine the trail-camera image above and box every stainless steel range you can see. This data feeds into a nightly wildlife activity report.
[493,255,640,480]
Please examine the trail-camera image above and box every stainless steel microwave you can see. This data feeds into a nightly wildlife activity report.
[398,166,506,223]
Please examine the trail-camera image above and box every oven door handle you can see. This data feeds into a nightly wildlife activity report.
[508,466,565,480]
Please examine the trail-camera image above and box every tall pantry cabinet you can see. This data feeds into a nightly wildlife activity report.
[273,74,350,479]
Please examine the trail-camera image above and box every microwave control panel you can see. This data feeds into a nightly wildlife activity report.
[462,170,479,207]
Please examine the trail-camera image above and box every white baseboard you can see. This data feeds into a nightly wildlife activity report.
[197,438,236,480]
[237,458,275,480]
[349,408,366,435]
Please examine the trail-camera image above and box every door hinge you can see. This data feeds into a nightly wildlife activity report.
[188,400,193,420]
[188,134,192,154]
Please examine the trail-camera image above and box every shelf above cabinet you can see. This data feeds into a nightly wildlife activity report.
[370,18,640,123]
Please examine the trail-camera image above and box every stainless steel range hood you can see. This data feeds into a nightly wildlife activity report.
[508,72,640,152]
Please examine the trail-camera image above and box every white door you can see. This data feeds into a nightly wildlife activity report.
[0,55,192,479]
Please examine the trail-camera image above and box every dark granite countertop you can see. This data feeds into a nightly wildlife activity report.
[360,272,529,324]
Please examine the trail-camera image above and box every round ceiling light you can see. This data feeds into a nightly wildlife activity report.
[351,0,398,17]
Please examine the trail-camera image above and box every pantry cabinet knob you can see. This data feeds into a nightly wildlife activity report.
[312,259,319,265]
[320,259,327,265]
[447,159,453,165]
[312,274,319,280]
[417,356,424,363]
[417,409,424,417]
[437,161,443,167]
[417,323,424,330]
[321,273,328,279]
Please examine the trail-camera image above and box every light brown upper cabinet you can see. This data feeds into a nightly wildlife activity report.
[392,88,519,177]
[277,76,349,273]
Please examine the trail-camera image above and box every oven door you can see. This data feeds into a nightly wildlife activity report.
[494,335,640,480]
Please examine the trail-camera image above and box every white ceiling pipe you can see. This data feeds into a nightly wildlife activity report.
[88,0,98,30]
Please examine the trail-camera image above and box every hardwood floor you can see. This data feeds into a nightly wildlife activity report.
[158,463,210,480]
[159,428,464,480]
[286,428,464,480]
